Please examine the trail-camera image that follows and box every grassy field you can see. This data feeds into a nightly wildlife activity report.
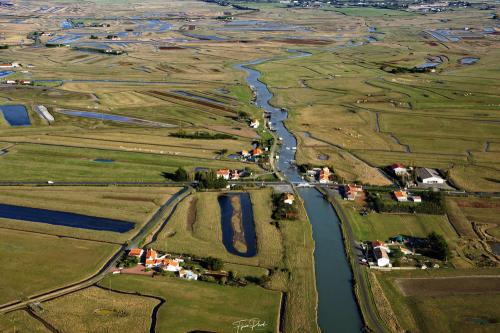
[35,287,158,333]
[152,189,283,268]
[339,199,459,246]
[0,186,179,243]
[0,228,119,306]
[376,269,500,333]
[99,274,281,333]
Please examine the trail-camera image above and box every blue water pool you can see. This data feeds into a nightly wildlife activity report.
[0,105,31,126]
[0,203,134,233]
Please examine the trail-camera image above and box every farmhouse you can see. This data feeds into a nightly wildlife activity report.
[373,248,390,267]
[284,193,295,205]
[319,167,331,184]
[343,184,363,201]
[416,168,444,184]
[250,119,260,129]
[391,163,408,176]
[372,241,391,267]
[411,196,422,203]
[179,269,198,280]
[128,248,143,258]
[252,148,263,156]
[216,169,230,180]
[394,190,408,202]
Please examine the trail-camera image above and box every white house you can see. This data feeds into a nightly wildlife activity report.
[284,193,295,205]
[416,168,444,184]
[250,119,260,129]
[391,163,408,176]
[179,269,198,280]
[374,248,390,267]
[411,196,422,203]
[0,62,20,69]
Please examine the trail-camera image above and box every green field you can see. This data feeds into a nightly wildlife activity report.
[99,274,281,333]
[0,186,179,243]
[375,269,500,333]
[0,228,119,305]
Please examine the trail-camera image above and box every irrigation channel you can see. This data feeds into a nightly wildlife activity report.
[236,51,364,332]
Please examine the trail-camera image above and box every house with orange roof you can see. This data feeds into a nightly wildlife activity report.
[162,258,181,272]
[252,148,263,156]
[128,248,143,258]
[394,190,408,202]
[145,249,158,267]
[216,169,230,180]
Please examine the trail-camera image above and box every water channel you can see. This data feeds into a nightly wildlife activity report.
[236,51,364,332]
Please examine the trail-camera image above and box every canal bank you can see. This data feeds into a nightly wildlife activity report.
[237,51,366,332]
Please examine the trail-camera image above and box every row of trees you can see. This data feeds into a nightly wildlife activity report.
[171,167,229,189]
[170,130,235,140]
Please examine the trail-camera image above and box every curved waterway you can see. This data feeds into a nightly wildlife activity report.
[236,51,364,332]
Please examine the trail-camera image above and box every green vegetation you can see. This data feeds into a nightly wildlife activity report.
[367,190,446,215]
[376,269,500,333]
[170,130,235,140]
[0,228,118,305]
[272,192,298,220]
[30,287,157,333]
[195,170,228,189]
[100,274,281,333]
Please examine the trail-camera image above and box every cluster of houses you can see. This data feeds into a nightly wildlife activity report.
[305,166,332,183]
[4,79,31,85]
[216,169,249,180]
[127,248,198,280]
[343,183,363,201]
[390,163,445,185]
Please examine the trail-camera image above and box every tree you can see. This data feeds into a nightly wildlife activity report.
[205,257,224,271]
[174,167,188,181]
[195,170,227,189]
[428,232,451,261]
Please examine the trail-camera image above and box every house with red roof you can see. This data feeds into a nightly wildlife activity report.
[391,163,408,176]
[252,148,263,156]
[319,167,331,184]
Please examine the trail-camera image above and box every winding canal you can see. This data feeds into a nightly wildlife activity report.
[236,51,364,332]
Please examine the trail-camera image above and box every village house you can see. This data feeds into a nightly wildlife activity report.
[394,190,408,202]
[241,150,251,158]
[249,119,260,129]
[230,170,240,180]
[372,241,391,267]
[216,169,230,180]
[144,248,183,271]
[319,167,331,184]
[284,193,295,205]
[416,168,444,184]
[0,62,20,69]
[391,163,408,176]
[252,147,263,157]
[411,196,422,203]
[344,184,363,201]
[179,269,198,280]
[128,248,144,258]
